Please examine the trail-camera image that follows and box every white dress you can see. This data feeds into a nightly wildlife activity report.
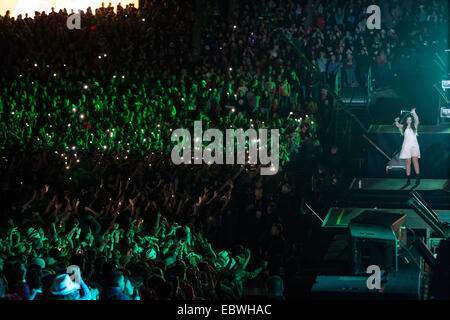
[399,127,420,159]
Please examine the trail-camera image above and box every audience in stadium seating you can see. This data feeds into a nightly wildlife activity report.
[0,0,447,300]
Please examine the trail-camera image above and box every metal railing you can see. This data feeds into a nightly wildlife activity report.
[335,66,342,95]
[367,66,372,104]
[334,65,372,96]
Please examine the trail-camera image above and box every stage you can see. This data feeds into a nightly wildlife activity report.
[322,207,450,231]
[317,176,450,278]
[349,177,449,191]
[337,177,450,209]
[313,175,450,299]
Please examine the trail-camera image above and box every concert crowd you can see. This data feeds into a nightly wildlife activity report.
[0,0,447,300]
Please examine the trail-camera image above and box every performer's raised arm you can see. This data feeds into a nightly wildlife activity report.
[411,108,419,127]
[394,117,403,129]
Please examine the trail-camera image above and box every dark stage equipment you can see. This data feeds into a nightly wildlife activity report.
[385,153,406,175]
[315,205,444,299]
[362,134,407,175]
[349,211,406,274]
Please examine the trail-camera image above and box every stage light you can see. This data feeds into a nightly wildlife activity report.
[441,80,450,90]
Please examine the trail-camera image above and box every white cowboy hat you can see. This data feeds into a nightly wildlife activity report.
[50,274,80,295]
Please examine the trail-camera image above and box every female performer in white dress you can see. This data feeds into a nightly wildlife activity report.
[394,108,420,185]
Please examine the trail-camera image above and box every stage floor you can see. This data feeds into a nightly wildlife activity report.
[338,178,450,210]
[323,207,450,230]
[349,178,450,191]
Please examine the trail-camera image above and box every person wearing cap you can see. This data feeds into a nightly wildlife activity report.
[49,269,91,300]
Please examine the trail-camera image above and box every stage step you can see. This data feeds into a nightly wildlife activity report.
[338,87,369,106]
[338,178,450,210]
[349,178,449,191]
